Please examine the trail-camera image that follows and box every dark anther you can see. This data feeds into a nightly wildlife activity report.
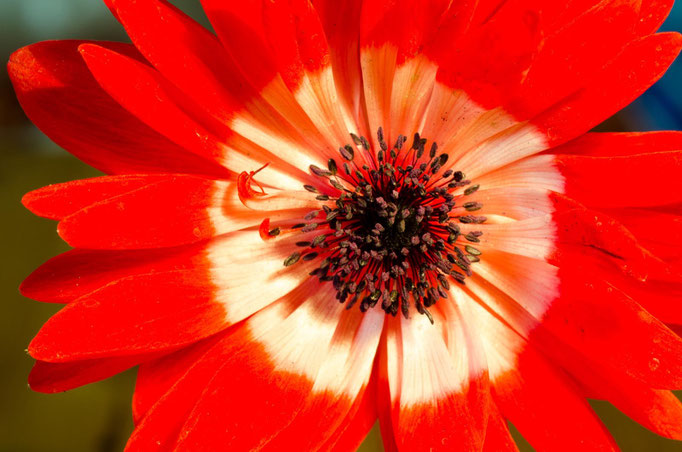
[303,252,319,261]
[283,252,301,267]
[464,184,480,195]
[310,164,332,177]
[339,148,352,163]
[328,159,338,175]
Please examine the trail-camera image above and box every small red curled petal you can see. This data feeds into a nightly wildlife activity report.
[259,218,274,241]
[237,164,270,204]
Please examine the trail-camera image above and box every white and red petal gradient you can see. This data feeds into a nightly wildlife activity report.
[9,0,682,450]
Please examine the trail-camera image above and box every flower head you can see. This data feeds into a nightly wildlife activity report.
[9,0,682,450]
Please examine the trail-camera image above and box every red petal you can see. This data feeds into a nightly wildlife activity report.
[508,0,645,119]
[434,1,542,110]
[262,0,330,89]
[359,1,464,138]
[7,41,229,177]
[200,0,277,91]
[264,1,356,151]
[24,174,314,251]
[23,230,317,327]
[616,276,682,328]
[110,0,246,122]
[127,330,238,450]
[551,331,682,440]
[470,0,507,25]
[384,305,489,451]
[133,334,225,425]
[475,249,682,390]
[58,175,310,249]
[321,376,378,452]
[21,246,197,303]
[29,353,156,393]
[28,270,226,361]
[170,359,306,450]
[551,131,682,157]
[427,0,478,49]
[361,0,452,63]
[359,0,449,135]
[259,306,384,450]
[556,151,682,208]
[591,384,682,440]
[142,283,382,450]
[534,32,682,146]
[547,279,682,390]
[493,347,617,451]
[551,203,676,282]
[474,154,563,194]
[78,24,325,188]
[79,43,228,165]
[638,0,675,35]
[432,2,673,124]
[465,255,682,439]
[619,389,682,440]
[376,331,400,452]
[201,1,368,173]
[313,0,368,134]
[482,405,519,452]
[602,208,682,262]
[551,245,682,332]
[22,174,166,221]
[54,175,226,249]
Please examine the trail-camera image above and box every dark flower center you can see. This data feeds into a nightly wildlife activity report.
[282,129,485,323]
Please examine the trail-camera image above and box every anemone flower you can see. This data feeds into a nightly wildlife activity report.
[9,0,682,450]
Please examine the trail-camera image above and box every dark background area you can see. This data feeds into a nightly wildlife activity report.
[0,1,681,451]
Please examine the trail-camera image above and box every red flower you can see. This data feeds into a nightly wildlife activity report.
[9,0,682,450]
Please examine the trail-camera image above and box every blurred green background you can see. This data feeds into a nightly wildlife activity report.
[1,1,681,451]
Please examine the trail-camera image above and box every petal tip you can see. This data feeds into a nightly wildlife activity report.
[55,220,77,248]
[18,265,61,303]
[76,42,100,61]
[18,276,34,299]
[21,189,50,218]
[7,45,36,91]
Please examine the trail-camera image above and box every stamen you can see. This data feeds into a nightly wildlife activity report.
[282,129,485,322]
[284,252,301,267]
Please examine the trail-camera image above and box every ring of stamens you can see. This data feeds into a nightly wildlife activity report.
[280,128,485,323]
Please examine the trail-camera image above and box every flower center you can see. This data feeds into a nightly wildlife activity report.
[281,129,485,323]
